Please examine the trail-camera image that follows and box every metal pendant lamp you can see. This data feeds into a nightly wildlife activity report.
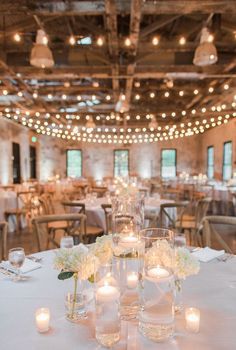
[30,29,54,68]
[193,28,218,67]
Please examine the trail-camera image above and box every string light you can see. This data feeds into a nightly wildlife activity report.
[164,91,170,98]
[208,87,214,93]
[135,94,140,100]
[224,83,229,90]
[152,36,159,46]
[3,89,8,95]
[150,92,155,98]
[106,94,111,101]
[179,90,184,96]
[124,37,131,47]
[134,81,140,88]
[13,33,21,42]
[69,36,76,46]
[194,89,199,95]
[96,36,104,46]
[179,36,186,45]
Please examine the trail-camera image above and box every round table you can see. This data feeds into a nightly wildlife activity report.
[0,250,235,349]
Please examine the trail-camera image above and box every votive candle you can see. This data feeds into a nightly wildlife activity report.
[185,307,200,333]
[35,308,50,333]
[126,271,138,289]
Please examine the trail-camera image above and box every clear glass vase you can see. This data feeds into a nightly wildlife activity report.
[95,263,121,348]
[174,278,183,313]
[65,273,87,322]
[138,228,175,342]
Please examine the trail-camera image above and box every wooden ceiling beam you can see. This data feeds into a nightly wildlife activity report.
[104,0,119,101]
[4,1,235,15]
[125,0,142,111]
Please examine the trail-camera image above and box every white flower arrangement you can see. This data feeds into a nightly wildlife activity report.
[145,240,200,279]
[54,244,99,280]
[175,247,200,279]
[90,235,113,265]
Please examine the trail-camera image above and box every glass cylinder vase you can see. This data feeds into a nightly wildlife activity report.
[95,263,121,348]
[112,212,144,320]
[65,273,87,323]
[138,228,175,342]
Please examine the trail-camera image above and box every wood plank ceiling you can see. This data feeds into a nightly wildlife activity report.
[0,0,236,144]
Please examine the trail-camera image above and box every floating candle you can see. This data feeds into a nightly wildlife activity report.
[147,266,170,279]
[126,272,138,289]
[96,283,120,303]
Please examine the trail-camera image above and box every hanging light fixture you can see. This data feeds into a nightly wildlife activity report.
[193,28,218,66]
[85,116,96,133]
[30,29,54,68]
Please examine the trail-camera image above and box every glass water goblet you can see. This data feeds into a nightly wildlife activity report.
[8,247,25,281]
[60,236,74,249]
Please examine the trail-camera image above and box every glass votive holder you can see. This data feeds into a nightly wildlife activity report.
[95,264,121,348]
[35,308,50,333]
[60,236,74,249]
[185,307,200,333]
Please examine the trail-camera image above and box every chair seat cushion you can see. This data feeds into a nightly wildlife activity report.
[86,225,104,235]
[176,220,196,229]
[48,221,68,229]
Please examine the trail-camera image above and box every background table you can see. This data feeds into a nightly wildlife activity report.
[69,197,176,231]
[0,250,235,349]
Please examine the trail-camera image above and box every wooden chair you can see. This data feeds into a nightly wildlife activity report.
[62,201,104,242]
[177,198,212,245]
[159,202,188,232]
[101,204,112,234]
[0,221,8,260]
[200,216,236,253]
[4,191,37,233]
[32,213,87,251]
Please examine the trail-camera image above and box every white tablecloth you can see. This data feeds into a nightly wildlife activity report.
[0,250,235,349]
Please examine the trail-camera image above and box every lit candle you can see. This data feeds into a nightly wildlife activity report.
[96,283,120,303]
[126,272,138,289]
[147,266,170,279]
[35,308,50,333]
[185,307,200,333]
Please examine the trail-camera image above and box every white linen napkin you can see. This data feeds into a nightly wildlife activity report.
[0,258,42,274]
[192,247,225,262]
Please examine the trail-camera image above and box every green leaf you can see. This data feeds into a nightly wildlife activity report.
[88,274,95,283]
[58,271,74,280]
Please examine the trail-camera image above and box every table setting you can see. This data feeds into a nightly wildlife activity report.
[0,231,235,349]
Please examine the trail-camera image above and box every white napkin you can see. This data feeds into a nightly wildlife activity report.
[0,258,42,274]
[192,247,225,262]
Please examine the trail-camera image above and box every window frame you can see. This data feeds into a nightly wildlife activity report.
[113,149,130,177]
[222,141,232,181]
[161,148,177,178]
[207,145,214,179]
[66,149,83,178]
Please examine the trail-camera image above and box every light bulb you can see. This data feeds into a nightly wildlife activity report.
[69,36,76,45]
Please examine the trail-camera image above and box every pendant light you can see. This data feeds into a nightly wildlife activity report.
[30,29,54,68]
[193,28,218,66]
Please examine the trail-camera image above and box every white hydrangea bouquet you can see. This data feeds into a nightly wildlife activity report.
[145,239,200,279]
[145,239,200,312]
